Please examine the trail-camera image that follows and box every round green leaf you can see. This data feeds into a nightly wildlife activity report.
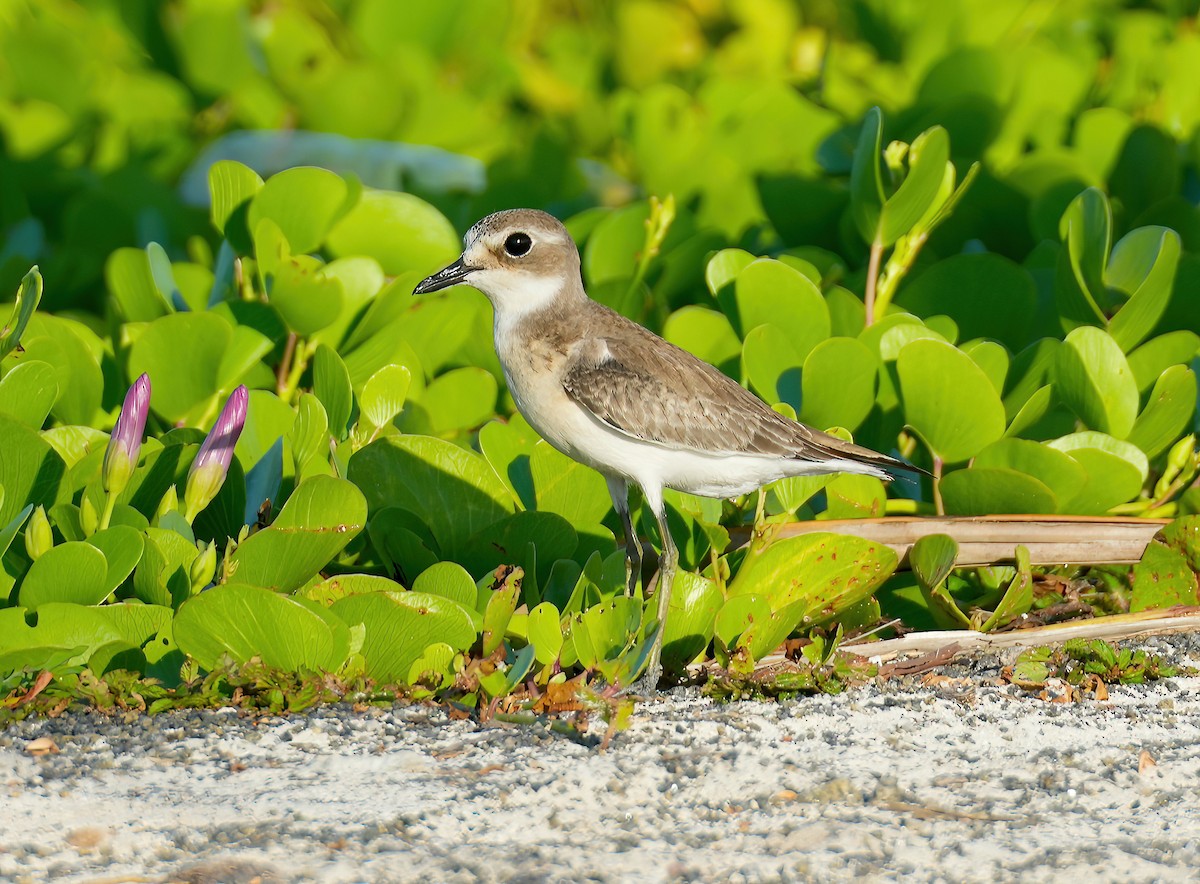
[0,360,58,428]
[228,476,367,593]
[909,533,958,589]
[209,160,264,234]
[412,561,478,611]
[1054,326,1139,438]
[741,324,802,410]
[330,590,476,683]
[728,532,898,623]
[897,339,1006,462]
[726,259,830,360]
[175,583,350,672]
[527,601,563,666]
[1130,542,1198,613]
[87,526,146,600]
[663,306,742,371]
[941,468,1058,516]
[799,337,877,431]
[249,167,352,254]
[361,364,411,429]
[348,436,515,560]
[1126,365,1196,461]
[18,541,108,609]
[326,189,459,276]
[974,438,1087,505]
[127,312,233,424]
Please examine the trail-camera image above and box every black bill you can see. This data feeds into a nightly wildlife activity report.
[413,257,475,295]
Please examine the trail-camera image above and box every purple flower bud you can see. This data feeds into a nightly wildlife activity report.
[184,386,248,522]
[103,373,151,495]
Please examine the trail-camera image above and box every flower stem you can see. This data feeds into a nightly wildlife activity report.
[863,239,884,327]
[98,492,117,532]
[932,455,945,516]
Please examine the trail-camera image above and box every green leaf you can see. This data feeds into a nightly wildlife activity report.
[175,583,351,671]
[127,312,232,424]
[878,126,950,246]
[724,259,830,359]
[705,248,756,296]
[713,594,772,652]
[266,249,345,337]
[1130,542,1198,613]
[361,365,411,429]
[482,571,521,655]
[527,602,563,666]
[963,340,1009,395]
[0,267,42,360]
[0,604,119,673]
[405,367,496,435]
[663,306,742,371]
[1047,432,1149,514]
[1160,516,1200,572]
[741,324,802,411]
[728,532,898,626]
[1056,187,1112,330]
[326,189,460,276]
[208,160,264,234]
[105,248,170,322]
[1128,331,1200,393]
[799,337,878,431]
[909,533,957,590]
[478,416,537,511]
[87,526,146,600]
[330,591,476,683]
[529,441,612,528]
[1107,227,1181,352]
[898,254,1037,351]
[850,107,885,244]
[290,393,329,478]
[941,468,1058,516]
[0,360,57,427]
[303,573,405,607]
[981,545,1033,631]
[974,438,1087,505]
[1126,365,1196,461]
[228,476,367,593]
[248,166,353,254]
[1054,327,1139,438]
[20,316,103,426]
[660,571,722,671]
[412,561,477,612]
[0,414,66,526]
[348,436,515,561]
[897,339,1006,462]
[18,541,108,609]
[313,344,354,439]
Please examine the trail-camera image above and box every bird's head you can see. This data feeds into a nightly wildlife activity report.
[413,209,582,317]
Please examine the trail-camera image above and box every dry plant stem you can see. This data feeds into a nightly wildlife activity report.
[863,239,884,327]
[838,608,1200,662]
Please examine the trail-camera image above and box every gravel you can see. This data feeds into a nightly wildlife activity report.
[3,635,1200,883]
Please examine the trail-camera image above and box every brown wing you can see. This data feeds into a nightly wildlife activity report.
[560,320,908,474]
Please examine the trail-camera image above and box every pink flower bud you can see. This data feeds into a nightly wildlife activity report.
[103,373,151,496]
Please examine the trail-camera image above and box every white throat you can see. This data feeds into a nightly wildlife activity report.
[474,268,566,341]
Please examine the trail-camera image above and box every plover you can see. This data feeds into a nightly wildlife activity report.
[415,209,917,690]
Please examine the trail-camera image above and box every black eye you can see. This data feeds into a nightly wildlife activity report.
[504,232,532,257]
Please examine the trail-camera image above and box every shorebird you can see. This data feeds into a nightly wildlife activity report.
[414,209,917,690]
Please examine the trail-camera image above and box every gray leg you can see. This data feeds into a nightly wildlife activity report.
[606,476,641,597]
[633,484,675,693]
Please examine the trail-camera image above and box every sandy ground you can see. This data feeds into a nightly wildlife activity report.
[3,637,1200,883]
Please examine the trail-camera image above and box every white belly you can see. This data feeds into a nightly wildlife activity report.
[504,362,882,498]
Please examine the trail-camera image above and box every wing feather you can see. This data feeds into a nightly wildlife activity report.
[560,321,908,475]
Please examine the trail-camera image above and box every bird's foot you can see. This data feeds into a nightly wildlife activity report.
[624,663,663,697]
